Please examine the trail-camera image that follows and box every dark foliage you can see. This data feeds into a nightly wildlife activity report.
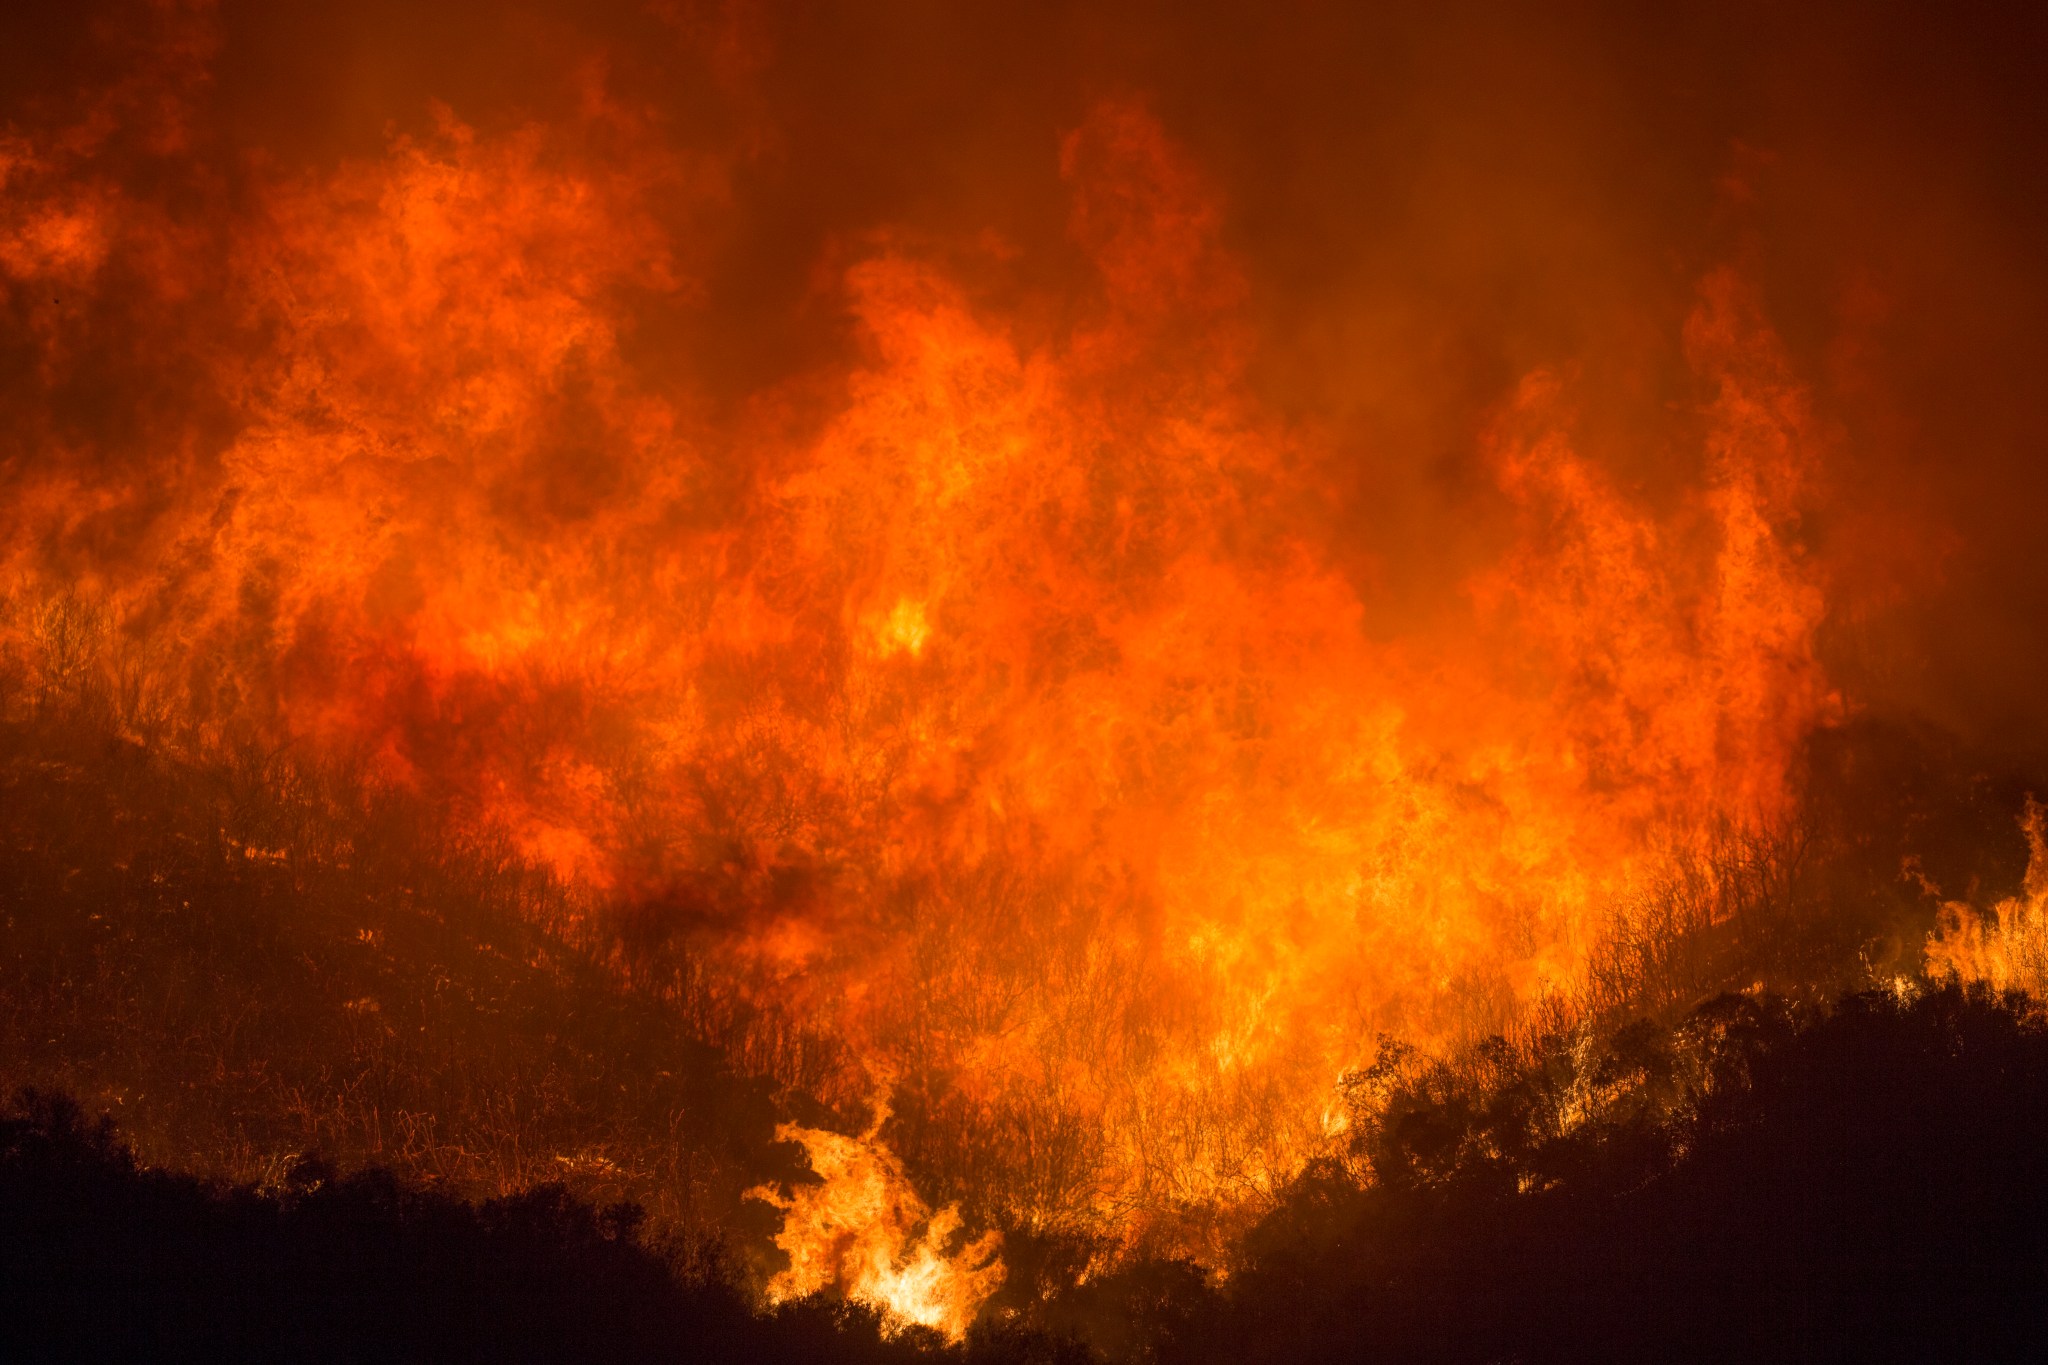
[14,986,2048,1362]
[0,1088,1085,1365]
[1168,983,2048,1364]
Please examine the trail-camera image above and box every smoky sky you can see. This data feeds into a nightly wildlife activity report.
[6,0,2048,757]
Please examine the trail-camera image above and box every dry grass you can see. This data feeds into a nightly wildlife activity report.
[0,593,798,1258]
[1926,799,2048,997]
[0,587,1992,1290]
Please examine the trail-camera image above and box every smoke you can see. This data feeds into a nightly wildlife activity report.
[8,2,2046,664]
[6,0,2048,1289]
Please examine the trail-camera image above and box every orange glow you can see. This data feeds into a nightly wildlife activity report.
[2,14,1870,1325]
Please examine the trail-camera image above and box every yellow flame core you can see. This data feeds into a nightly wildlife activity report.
[751,1120,1004,1340]
[879,599,932,658]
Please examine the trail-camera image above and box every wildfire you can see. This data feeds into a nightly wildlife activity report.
[1927,799,2048,996]
[751,1112,1005,1339]
[2,2,1867,1325]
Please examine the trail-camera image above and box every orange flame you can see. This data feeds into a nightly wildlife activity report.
[751,1108,1005,1339]
[3,25,1845,1290]
[1926,799,2048,995]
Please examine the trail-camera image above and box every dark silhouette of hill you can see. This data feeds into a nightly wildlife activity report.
[14,986,2048,1362]
[0,1089,1088,1365]
[1133,982,2048,1364]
